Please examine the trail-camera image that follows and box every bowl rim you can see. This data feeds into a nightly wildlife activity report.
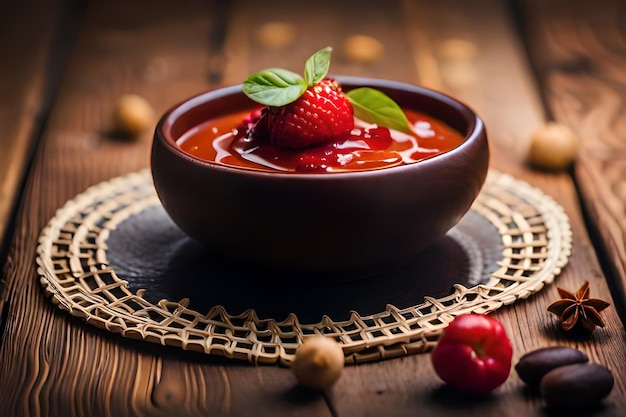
[155,76,486,180]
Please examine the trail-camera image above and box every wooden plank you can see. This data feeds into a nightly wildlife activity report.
[0,0,79,258]
[515,0,626,325]
[0,0,79,397]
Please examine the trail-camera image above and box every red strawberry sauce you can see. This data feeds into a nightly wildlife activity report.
[177,108,464,173]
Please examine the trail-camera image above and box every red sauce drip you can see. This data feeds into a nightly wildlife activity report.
[177,107,464,173]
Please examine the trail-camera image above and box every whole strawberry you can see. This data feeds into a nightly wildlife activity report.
[263,78,353,149]
[243,47,410,150]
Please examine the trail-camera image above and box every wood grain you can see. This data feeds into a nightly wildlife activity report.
[0,0,625,416]
[0,0,81,402]
[516,0,626,324]
[0,0,80,257]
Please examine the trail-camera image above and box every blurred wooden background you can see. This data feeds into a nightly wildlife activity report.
[1,0,626,416]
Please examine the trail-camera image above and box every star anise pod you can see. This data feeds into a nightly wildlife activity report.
[547,281,610,332]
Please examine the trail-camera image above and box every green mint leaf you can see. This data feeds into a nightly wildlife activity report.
[304,46,332,86]
[347,88,411,133]
[242,68,306,106]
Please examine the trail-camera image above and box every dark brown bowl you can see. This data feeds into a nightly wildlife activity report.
[151,76,489,279]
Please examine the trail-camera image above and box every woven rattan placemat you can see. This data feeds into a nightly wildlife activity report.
[37,170,571,365]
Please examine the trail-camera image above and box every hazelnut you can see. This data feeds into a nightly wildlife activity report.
[291,335,344,390]
[112,94,154,138]
[343,35,384,64]
[255,22,296,49]
[526,122,580,171]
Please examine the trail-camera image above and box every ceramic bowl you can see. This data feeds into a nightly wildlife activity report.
[151,76,489,279]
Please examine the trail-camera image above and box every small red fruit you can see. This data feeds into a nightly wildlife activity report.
[237,107,264,133]
[260,79,354,149]
[431,314,513,394]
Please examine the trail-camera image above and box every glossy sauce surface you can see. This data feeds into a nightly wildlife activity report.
[177,108,464,173]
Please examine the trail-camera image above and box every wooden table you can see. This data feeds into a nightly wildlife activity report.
[1,0,626,415]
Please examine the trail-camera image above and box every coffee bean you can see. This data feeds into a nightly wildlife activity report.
[540,363,614,409]
[515,346,588,388]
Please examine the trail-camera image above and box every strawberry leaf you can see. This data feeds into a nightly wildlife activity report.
[304,46,332,86]
[347,88,411,133]
[242,68,306,106]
